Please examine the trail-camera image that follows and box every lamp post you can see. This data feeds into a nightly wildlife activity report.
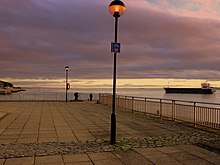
[65,66,69,102]
[109,0,126,145]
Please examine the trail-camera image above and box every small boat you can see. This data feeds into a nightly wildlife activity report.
[164,82,216,94]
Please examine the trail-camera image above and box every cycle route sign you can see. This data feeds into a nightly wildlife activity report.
[111,42,121,53]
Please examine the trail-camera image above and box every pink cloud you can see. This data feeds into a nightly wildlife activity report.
[0,0,220,81]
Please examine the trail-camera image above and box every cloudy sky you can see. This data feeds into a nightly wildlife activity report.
[1,0,220,88]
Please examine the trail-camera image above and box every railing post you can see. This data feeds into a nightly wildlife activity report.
[160,99,162,118]
[106,95,108,105]
[132,97,134,113]
[125,96,127,111]
[117,95,119,108]
[194,102,196,127]
[103,94,105,105]
[107,94,108,105]
[145,98,147,115]
[109,94,111,106]
[99,93,101,104]
[217,109,219,129]
[172,100,175,120]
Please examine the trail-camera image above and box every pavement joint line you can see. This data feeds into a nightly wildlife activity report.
[59,103,80,142]
[0,102,219,164]
[36,103,43,143]
[0,103,26,137]
[49,103,59,142]
[15,105,34,143]
[0,112,7,120]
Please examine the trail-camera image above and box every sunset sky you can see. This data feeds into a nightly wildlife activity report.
[1,0,220,88]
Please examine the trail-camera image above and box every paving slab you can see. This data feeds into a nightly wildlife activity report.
[0,159,5,165]
[134,148,164,156]
[177,144,220,157]
[182,159,214,165]
[168,151,199,161]
[0,102,219,165]
[92,158,124,165]
[114,150,154,165]
[35,155,63,165]
[65,162,93,165]
[0,112,6,119]
[156,146,182,154]
[88,152,117,160]
[89,152,124,165]
[144,154,178,164]
[204,157,220,165]
[63,154,90,163]
[4,157,34,165]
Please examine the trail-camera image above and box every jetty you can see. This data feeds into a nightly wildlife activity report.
[0,100,220,164]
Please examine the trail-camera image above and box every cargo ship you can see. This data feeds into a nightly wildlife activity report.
[164,82,216,94]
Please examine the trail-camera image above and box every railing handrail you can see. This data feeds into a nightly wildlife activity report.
[108,94,220,106]
[0,92,100,101]
[99,93,220,130]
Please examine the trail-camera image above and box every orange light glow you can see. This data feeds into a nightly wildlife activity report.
[109,5,126,16]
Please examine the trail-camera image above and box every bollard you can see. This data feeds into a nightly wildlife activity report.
[89,93,93,101]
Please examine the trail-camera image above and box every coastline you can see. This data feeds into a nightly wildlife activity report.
[0,87,26,95]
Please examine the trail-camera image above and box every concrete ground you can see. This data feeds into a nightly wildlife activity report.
[0,102,219,165]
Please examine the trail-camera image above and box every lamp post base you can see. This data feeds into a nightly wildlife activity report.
[110,113,116,144]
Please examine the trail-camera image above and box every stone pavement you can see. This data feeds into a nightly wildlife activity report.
[0,102,219,165]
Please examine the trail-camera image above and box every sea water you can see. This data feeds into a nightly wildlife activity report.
[20,88,220,104]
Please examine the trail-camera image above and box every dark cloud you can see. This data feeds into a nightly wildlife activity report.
[0,0,220,82]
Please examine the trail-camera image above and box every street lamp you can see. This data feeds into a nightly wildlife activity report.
[65,66,69,102]
[109,0,126,145]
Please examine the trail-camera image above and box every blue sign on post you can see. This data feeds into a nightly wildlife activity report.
[111,42,121,53]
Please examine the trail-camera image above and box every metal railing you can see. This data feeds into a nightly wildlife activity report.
[99,93,220,130]
[0,93,99,102]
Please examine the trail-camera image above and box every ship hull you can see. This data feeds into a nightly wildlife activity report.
[164,88,216,94]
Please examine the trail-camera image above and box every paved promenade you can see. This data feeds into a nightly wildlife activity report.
[0,102,219,164]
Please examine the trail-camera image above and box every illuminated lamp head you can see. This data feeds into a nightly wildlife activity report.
[65,66,69,71]
[109,0,126,18]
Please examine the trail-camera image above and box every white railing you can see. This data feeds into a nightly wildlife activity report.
[0,93,99,102]
[99,93,220,130]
